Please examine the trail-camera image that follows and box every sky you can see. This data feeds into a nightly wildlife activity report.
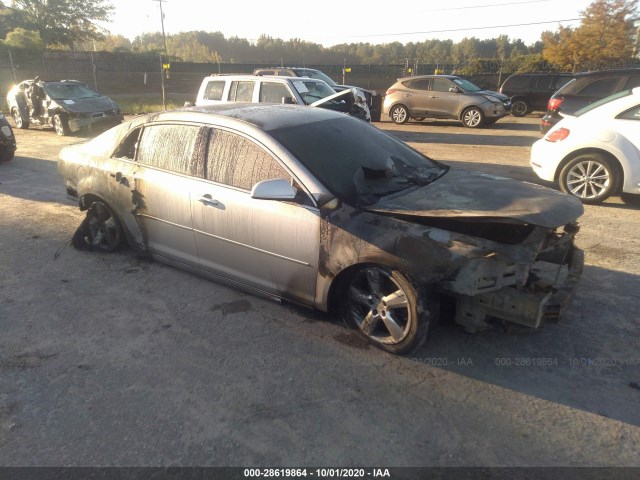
[105,0,596,46]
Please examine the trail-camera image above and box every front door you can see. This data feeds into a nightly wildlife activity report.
[192,128,320,305]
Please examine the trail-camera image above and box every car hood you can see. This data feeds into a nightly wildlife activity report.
[364,169,583,228]
[52,95,118,113]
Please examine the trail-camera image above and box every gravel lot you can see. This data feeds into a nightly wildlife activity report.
[0,114,639,469]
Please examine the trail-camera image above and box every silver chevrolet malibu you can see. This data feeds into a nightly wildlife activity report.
[58,104,584,354]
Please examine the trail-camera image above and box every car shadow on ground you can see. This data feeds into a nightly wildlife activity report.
[323,263,640,428]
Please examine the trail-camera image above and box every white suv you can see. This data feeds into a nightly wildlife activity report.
[195,74,370,121]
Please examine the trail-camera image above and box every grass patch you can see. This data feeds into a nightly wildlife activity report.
[109,94,194,115]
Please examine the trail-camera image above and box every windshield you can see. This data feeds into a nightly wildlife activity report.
[452,78,483,92]
[44,82,101,100]
[270,117,446,206]
[293,80,338,105]
[574,89,633,116]
[294,69,338,87]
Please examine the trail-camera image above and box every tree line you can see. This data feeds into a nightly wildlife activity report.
[1,0,638,73]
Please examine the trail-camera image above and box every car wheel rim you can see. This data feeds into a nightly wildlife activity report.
[464,109,481,127]
[566,160,610,199]
[347,268,412,345]
[392,107,407,123]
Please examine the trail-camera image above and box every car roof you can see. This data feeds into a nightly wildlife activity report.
[151,103,348,131]
[397,74,459,81]
[203,74,325,82]
[574,68,640,78]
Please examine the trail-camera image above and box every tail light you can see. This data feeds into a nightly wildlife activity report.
[548,97,564,111]
[546,127,570,142]
[385,89,398,95]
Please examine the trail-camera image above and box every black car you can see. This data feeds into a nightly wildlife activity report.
[7,78,123,136]
[500,72,573,117]
[540,68,640,133]
[253,67,382,121]
[0,112,16,162]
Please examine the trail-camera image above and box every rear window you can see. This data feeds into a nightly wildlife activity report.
[575,89,632,116]
[577,77,620,97]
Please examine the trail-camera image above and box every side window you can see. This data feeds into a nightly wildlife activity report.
[113,127,142,160]
[229,81,255,102]
[260,82,292,103]
[406,78,429,90]
[578,77,620,97]
[206,129,292,191]
[623,76,640,89]
[137,124,200,175]
[432,78,453,92]
[203,81,225,101]
[617,105,640,120]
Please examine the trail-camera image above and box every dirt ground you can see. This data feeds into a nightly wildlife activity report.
[0,114,639,469]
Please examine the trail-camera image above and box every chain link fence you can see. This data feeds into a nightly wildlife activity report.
[4,49,639,112]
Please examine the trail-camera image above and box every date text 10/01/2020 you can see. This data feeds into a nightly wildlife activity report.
[244,468,391,478]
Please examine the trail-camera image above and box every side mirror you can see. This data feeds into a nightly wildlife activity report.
[251,178,297,201]
[184,101,195,107]
[449,87,461,93]
[282,96,295,104]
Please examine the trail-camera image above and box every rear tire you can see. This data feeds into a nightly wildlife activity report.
[390,105,409,124]
[559,153,620,204]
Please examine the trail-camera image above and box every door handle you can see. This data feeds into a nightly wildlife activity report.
[429,95,438,98]
[198,194,219,206]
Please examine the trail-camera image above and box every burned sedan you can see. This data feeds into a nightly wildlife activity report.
[7,78,123,136]
[58,104,584,354]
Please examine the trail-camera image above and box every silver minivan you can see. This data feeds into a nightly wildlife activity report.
[195,74,370,121]
[383,75,511,127]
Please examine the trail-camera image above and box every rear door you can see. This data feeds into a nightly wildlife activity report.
[132,123,204,266]
[191,127,320,305]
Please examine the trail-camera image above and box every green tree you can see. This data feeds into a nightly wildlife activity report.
[543,0,638,70]
[11,0,113,47]
[1,26,43,49]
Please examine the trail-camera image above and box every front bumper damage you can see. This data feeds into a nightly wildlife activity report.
[448,225,584,333]
[67,111,123,133]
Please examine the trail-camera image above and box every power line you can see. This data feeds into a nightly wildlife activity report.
[330,18,581,41]
[416,0,553,13]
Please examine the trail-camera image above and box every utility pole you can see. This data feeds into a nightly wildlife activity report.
[152,0,168,109]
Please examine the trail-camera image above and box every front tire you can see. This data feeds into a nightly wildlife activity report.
[511,100,529,117]
[390,105,409,124]
[461,107,485,128]
[559,153,619,204]
[53,114,70,136]
[12,108,29,129]
[342,266,432,354]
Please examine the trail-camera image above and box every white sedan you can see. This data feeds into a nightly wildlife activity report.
[530,87,640,204]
